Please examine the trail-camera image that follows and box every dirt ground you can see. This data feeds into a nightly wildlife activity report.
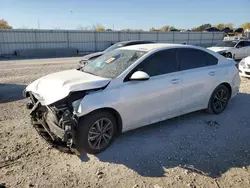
[0,57,250,188]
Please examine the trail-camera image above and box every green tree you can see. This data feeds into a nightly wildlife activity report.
[0,19,12,29]
[169,26,179,31]
[224,23,234,29]
[242,23,250,31]
[216,23,234,29]
[161,25,170,31]
[91,24,105,31]
[192,24,211,31]
[216,23,225,29]
[96,24,105,31]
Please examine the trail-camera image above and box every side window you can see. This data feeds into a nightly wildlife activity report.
[236,41,244,48]
[243,41,250,47]
[137,49,178,76]
[206,53,218,66]
[179,48,207,70]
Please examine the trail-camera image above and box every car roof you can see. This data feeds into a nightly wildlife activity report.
[120,43,189,52]
[117,40,154,45]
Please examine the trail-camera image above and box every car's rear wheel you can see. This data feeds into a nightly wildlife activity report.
[75,111,117,154]
[207,85,230,114]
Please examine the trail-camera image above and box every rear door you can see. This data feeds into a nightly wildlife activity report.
[178,48,218,113]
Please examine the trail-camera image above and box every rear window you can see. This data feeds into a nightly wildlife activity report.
[206,53,218,66]
[179,48,207,70]
[179,48,218,70]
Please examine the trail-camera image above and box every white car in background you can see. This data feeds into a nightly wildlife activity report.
[207,40,250,60]
[239,56,250,78]
[24,43,240,154]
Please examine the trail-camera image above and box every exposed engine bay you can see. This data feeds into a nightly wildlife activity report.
[24,88,102,154]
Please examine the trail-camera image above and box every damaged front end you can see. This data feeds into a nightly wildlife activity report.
[24,91,85,154]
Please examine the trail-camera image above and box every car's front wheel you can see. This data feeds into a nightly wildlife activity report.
[207,85,230,114]
[75,111,117,154]
[225,52,232,59]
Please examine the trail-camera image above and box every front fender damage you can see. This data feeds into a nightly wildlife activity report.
[24,85,107,154]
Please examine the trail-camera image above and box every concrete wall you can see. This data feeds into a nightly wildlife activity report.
[0,29,224,56]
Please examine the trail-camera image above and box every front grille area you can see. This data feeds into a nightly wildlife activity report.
[26,92,78,154]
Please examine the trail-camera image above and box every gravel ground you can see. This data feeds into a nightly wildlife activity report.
[0,57,250,188]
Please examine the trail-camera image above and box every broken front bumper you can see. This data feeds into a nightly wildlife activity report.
[25,92,78,153]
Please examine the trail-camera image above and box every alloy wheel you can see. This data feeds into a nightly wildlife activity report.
[87,118,114,150]
[212,89,228,111]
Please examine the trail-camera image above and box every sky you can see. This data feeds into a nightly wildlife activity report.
[1,0,250,30]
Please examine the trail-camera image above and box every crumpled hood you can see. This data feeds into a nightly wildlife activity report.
[207,46,233,52]
[81,52,104,61]
[25,69,111,105]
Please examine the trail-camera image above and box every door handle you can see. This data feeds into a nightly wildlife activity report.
[170,78,180,84]
[209,71,216,76]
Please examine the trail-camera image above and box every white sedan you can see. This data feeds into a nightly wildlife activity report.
[239,56,250,78]
[24,44,240,154]
[207,40,250,60]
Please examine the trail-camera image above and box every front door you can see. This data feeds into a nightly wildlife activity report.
[243,41,250,57]
[234,41,246,59]
[117,49,182,131]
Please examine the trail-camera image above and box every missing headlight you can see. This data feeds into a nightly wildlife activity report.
[72,99,82,112]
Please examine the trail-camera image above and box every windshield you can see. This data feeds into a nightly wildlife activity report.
[81,49,146,78]
[215,41,237,47]
[103,43,124,53]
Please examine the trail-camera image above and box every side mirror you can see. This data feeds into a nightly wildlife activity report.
[130,71,150,81]
[236,45,242,48]
[79,60,88,66]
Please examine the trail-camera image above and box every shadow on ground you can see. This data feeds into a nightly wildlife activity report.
[0,84,27,103]
[80,93,250,178]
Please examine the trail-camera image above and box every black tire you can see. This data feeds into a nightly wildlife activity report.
[207,85,230,114]
[75,111,117,154]
[225,52,232,58]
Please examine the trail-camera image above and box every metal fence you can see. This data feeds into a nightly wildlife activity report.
[0,29,224,56]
